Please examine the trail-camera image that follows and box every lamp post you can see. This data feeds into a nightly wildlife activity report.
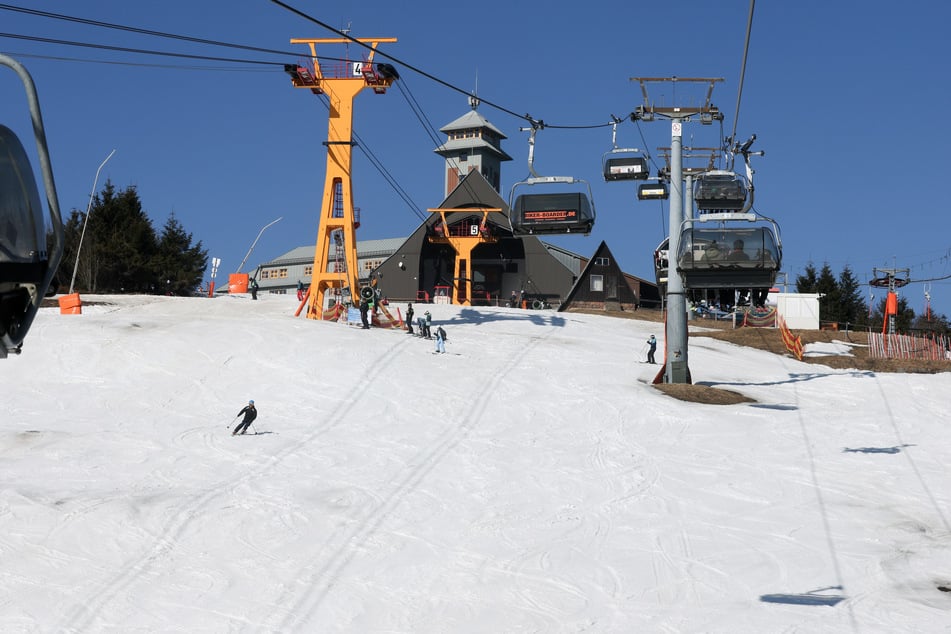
[237,217,283,273]
[68,149,116,295]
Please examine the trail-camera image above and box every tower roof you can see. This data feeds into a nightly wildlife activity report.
[438,109,507,138]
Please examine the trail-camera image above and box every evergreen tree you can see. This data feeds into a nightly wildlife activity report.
[56,181,207,295]
[911,311,950,336]
[837,265,867,328]
[86,182,157,292]
[816,263,840,325]
[795,262,818,293]
[155,214,208,296]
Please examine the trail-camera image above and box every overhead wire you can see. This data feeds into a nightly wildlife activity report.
[729,0,756,146]
[0,50,269,71]
[267,0,613,132]
[0,32,283,66]
[2,1,668,231]
[0,4,307,59]
[2,2,625,131]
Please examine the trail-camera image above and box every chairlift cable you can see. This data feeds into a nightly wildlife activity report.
[5,2,626,131]
[730,0,756,147]
[0,4,315,58]
[394,79,488,213]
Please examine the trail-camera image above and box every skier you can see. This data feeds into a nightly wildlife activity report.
[435,325,447,353]
[249,278,259,300]
[423,310,432,338]
[646,334,657,364]
[233,400,257,435]
[405,302,415,334]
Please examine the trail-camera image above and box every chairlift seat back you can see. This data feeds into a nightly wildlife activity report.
[0,124,50,356]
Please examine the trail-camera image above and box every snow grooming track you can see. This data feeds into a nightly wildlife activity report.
[775,352,860,631]
[58,334,414,632]
[264,328,560,632]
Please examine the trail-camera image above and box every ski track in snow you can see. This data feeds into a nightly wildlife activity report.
[6,296,949,632]
[267,328,562,631]
[59,327,414,631]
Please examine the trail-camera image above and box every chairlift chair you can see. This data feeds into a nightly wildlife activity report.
[509,176,595,236]
[674,212,781,290]
[601,120,649,182]
[638,181,669,201]
[0,54,64,357]
[693,170,748,211]
[602,150,648,182]
[508,124,595,236]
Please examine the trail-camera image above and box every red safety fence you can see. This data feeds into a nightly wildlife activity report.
[868,332,951,361]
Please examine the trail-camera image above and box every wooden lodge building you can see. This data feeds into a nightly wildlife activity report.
[255,103,659,311]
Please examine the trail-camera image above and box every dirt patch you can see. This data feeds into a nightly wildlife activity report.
[653,383,755,405]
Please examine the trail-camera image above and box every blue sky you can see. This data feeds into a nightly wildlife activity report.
[3,0,950,318]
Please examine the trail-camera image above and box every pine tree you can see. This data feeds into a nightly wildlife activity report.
[795,262,818,293]
[816,263,840,325]
[155,214,208,296]
[56,181,206,295]
[837,265,867,328]
[88,182,157,293]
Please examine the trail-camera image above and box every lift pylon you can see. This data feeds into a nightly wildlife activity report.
[286,37,397,319]
[427,207,503,305]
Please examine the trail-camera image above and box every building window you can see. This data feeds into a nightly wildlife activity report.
[363,259,382,272]
[261,270,270,280]
[278,268,288,279]
[595,257,610,266]
[590,274,604,292]
[304,266,312,276]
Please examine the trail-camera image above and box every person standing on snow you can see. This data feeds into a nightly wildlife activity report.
[405,302,415,334]
[435,325,447,353]
[233,400,257,435]
[359,298,370,329]
[423,310,432,339]
[646,334,657,364]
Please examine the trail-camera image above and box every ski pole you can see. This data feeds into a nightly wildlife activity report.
[227,415,238,429]
[250,421,259,435]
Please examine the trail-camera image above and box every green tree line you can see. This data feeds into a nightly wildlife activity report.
[56,181,208,296]
[795,262,949,335]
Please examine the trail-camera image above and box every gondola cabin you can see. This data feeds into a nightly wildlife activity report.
[693,171,748,211]
[638,182,669,201]
[675,221,781,290]
[602,152,649,181]
[509,176,595,236]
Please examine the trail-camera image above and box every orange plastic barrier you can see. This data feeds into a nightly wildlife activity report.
[228,273,249,294]
[58,293,82,315]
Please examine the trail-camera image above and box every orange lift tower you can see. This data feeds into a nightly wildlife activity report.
[284,36,398,319]
[427,207,504,305]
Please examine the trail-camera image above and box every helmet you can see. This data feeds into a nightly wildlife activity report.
[249,399,254,404]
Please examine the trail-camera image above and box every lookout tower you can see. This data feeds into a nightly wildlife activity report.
[434,96,512,198]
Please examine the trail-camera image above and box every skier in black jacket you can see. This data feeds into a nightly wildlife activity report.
[233,400,257,435]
